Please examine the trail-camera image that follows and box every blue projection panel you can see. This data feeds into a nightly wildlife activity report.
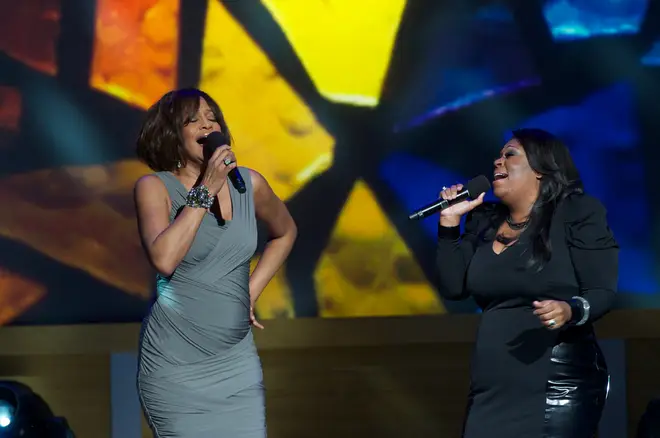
[511,82,657,294]
[380,153,469,238]
[642,40,660,66]
[394,4,538,132]
[543,0,648,41]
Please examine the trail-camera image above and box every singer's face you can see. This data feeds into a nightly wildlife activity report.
[181,97,222,164]
[492,139,540,204]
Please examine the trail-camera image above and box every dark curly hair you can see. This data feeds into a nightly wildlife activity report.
[136,88,231,171]
[497,128,583,271]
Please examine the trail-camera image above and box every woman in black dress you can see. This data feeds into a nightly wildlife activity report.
[436,128,619,438]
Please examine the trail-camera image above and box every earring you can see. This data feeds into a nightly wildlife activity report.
[176,160,182,169]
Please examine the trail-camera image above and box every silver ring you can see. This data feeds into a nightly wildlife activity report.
[548,319,556,327]
[223,157,232,166]
[442,186,447,190]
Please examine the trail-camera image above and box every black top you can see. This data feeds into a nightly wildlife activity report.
[436,193,619,437]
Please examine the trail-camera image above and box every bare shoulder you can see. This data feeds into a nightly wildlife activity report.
[247,168,267,189]
[134,174,169,205]
[246,168,272,199]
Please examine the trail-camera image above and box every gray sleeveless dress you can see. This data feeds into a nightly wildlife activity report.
[137,168,265,438]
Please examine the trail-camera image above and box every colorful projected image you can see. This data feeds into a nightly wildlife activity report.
[0,0,659,325]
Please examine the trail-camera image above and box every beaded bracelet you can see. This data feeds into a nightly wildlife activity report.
[186,185,214,209]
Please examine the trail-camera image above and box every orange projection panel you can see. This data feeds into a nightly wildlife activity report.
[0,269,46,325]
[0,0,60,74]
[314,180,445,317]
[0,160,154,299]
[90,0,179,108]
[0,87,21,131]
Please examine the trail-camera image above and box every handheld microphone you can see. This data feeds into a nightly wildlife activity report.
[202,131,247,194]
[408,175,491,220]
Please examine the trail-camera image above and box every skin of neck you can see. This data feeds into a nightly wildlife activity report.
[504,193,537,224]
[507,207,532,224]
[176,160,203,185]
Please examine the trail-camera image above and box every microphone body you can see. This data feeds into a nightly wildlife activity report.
[203,131,246,194]
[408,175,491,220]
[408,191,470,220]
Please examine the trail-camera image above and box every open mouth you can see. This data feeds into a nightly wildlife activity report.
[493,172,508,181]
[196,134,209,144]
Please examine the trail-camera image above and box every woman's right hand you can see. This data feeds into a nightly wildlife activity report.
[200,145,238,196]
[438,184,485,227]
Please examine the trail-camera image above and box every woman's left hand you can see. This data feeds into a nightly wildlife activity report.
[250,305,264,330]
[533,300,572,330]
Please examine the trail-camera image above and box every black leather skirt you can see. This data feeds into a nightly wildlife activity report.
[543,331,610,438]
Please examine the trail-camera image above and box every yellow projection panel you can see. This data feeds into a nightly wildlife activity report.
[90,0,179,109]
[200,0,335,201]
[261,0,406,107]
[314,180,445,317]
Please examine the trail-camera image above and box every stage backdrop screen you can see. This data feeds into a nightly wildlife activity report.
[1,0,659,325]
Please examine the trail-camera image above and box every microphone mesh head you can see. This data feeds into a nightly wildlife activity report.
[204,131,228,148]
[466,175,491,198]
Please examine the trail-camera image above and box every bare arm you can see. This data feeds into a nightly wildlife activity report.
[134,175,207,277]
[248,169,297,303]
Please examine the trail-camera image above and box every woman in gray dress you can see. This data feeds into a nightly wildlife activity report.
[133,88,297,437]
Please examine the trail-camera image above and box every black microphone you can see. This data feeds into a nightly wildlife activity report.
[202,131,247,194]
[408,175,491,220]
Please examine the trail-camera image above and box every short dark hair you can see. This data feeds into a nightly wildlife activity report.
[512,128,583,270]
[135,88,231,172]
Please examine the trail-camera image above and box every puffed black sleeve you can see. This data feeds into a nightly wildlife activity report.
[564,194,619,323]
[435,204,492,300]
